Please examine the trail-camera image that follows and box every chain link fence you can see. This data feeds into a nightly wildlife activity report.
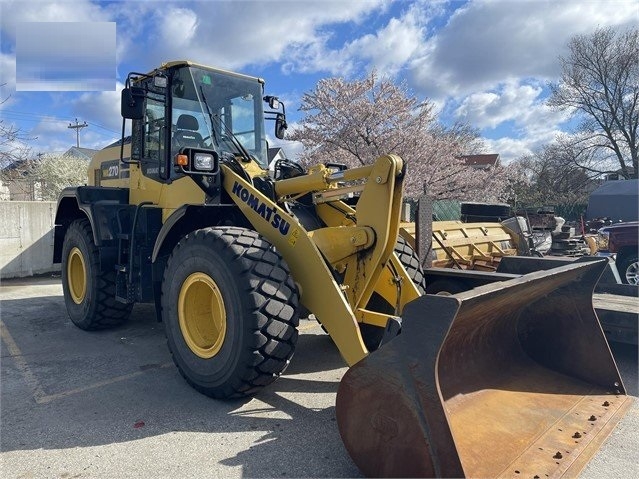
[403,199,461,222]
[404,200,588,223]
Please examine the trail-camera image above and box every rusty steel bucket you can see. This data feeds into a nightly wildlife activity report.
[336,260,630,478]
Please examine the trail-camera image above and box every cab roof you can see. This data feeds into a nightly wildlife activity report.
[151,60,265,85]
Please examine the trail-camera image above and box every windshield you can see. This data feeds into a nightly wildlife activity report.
[170,66,268,167]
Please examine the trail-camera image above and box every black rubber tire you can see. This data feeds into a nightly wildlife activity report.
[393,236,427,294]
[617,254,639,285]
[362,236,426,350]
[61,218,133,330]
[161,227,300,399]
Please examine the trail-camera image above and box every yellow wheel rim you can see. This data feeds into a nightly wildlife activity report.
[178,272,227,359]
[67,247,87,304]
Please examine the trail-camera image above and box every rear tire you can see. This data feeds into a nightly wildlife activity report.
[162,227,299,399]
[61,218,133,330]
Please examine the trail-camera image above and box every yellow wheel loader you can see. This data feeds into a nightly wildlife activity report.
[53,61,630,477]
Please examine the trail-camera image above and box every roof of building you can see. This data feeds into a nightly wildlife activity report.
[0,158,34,173]
[63,146,99,160]
[460,153,500,167]
[586,179,638,221]
[268,147,285,162]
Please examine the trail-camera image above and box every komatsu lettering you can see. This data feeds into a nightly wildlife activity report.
[232,181,290,235]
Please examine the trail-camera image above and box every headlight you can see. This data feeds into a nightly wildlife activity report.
[597,229,610,250]
[194,153,214,171]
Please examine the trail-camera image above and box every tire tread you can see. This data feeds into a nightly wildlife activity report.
[63,219,132,330]
[162,227,299,399]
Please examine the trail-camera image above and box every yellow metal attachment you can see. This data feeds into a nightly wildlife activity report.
[67,246,87,304]
[178,272,227,359]
[308,226,373,264]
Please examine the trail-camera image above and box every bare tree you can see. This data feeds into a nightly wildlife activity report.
[548,27,638,178]
[512,142,598,209]
[289,71,512,200]
[1,85,40,199]
[1,89,35,168]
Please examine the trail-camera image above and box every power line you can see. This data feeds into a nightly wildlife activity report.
[68,118,88,148]
[1,111,61,123]
[1,109,120,134]
[86,121,120,134]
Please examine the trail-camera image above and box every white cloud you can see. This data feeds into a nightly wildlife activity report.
[409,0,637,99]
[484,137,535,164]
[343,5,425,76]
[453,80,574,161]
[484,123,572,163]
[281,35,355,76]
[124,0,390,72]
[280,1,436,77]
[455,81,545,129]
[159,7,198,48]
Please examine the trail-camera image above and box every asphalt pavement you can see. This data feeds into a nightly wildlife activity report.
[1,275,637,478]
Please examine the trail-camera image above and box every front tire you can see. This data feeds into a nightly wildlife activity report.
[617,254,639,285]
[362,236,426,350]
[162,227,299,399]
[61,218,133,330]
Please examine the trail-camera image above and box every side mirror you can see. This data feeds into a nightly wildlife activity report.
[121,87,145,119]
[275,114,287,140]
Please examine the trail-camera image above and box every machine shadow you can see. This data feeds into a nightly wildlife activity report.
[0,295,358,477]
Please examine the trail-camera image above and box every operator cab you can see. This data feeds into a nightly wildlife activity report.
[120,61,286,186]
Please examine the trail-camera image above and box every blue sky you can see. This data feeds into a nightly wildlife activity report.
[1,0,637,162]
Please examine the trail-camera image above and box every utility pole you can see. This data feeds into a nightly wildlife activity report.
[68,118,88,147]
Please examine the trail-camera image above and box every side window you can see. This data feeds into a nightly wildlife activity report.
[143,98,166,179]
[229,97,256,151]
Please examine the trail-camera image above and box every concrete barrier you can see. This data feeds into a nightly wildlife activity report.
[0,201,60,279]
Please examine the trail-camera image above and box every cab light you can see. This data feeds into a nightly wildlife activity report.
[176,154,188,166]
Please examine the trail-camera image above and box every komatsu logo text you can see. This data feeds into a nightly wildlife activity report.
[232,182,291,235]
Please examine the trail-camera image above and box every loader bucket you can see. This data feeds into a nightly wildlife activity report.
[336,260,630,478]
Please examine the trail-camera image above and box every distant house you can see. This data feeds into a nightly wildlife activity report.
[0,158,41,201]
[586,179,638,222]
[604,167,637,181]
[460,154,500,170]
[0,177,11,200]
[63,146,99,161]
[267,147,287,172]
[1,147,97,201]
